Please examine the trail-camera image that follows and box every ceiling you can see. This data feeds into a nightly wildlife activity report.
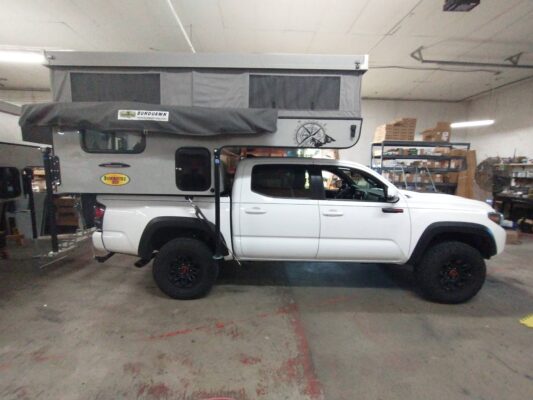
[0,0,532,101]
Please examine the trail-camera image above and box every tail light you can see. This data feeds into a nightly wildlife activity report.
[94,203,106,230]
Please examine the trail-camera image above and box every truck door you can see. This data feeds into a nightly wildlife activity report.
[316,165,410,262]
[233,163,319,260]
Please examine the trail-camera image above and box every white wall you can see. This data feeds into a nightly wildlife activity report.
[0,110,25,145]
[453,78,533,161]
[0,89,52,105]
[340,99,467,166]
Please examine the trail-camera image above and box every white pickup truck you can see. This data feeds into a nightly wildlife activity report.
[92,157,506,303]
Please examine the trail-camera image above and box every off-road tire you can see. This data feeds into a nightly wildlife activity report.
[153,238,218,300]
[414,241,486,304]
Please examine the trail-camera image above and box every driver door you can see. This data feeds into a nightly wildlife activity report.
[316,165,410,262]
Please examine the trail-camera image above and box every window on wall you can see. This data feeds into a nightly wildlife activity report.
[249,75,341,110]
[0,167,21,199]
[81,130,146,153]
[251,164,312,199]
[175,148,211,192]
[70,73,161,103]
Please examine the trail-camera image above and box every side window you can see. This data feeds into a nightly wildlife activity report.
[175,148,211,191]
[0,167,21,199]
[249,75,341,110]
[252,164,312,199]
[321,167,386,202]
[81,130,145,153]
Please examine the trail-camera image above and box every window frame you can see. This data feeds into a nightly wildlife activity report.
[80,129,146,154]
[250,163,320,200]
[175,147,212,192]
[316,165,388,203]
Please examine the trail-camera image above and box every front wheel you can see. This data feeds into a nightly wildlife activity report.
[414,241,486,304]
[153,238,218,300]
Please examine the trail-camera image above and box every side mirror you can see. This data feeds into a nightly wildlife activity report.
[386,187,400,203]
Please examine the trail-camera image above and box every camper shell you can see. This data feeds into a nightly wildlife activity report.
[20,52,367,196]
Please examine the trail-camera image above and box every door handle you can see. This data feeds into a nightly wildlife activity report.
[98,162,130,168]
[382,207,404,213]
[245,207,267,215]
[323,210,344,217]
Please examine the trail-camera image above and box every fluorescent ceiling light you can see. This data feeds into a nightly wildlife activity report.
[0,50,45,64]
[451,120,494,128]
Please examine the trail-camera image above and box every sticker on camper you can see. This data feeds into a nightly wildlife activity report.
[101,173,130,186]
[117,109,169,122]
[295,121,336,148]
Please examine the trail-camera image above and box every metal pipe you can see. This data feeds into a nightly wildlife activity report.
[43,147,59,253]
[411,47,533,70]
[213,148,223,260]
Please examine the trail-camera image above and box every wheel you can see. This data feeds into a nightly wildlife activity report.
[414,241,486,304]
[152,238,218,300]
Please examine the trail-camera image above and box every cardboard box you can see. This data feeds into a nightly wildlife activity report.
[421,121,452,142]
[455,150,476,198]
[506,230,520,245]
[444,172,458,184]
[373,118,417,143]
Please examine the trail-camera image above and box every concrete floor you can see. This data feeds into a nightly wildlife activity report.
[1,238,532,400]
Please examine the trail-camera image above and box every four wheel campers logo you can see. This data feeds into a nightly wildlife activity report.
[294,121,335,148]
[101,173,130,186]
[118,109,169,122]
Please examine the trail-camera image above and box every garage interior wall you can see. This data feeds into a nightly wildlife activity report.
[452,78,533,162]
[0,109,25,145]
[340,99,467,166]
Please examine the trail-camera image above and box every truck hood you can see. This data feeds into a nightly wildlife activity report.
[399,190,493,212]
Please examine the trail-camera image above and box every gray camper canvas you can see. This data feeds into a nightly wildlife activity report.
[19,52,367,195]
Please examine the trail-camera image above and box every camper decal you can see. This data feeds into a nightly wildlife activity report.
[118,109,169,122]
[294,121,336,148]
[101,173,130,186]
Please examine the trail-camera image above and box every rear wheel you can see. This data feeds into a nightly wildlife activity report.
[153,238,218,300]
[414,241,486,304]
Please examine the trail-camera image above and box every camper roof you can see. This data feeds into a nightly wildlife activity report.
[45,51,369,72]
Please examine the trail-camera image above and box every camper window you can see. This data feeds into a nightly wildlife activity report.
[81,130,146,154]
[249,75,340,110]
[251,164,312,199]
[175,148,211,192]
[0,167,21,199]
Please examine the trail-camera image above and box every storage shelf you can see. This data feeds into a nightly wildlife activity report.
[379,166,461,173]
[372,140,470,148]
[376,154,465,161]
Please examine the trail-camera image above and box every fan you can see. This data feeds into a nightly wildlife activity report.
[475,157,507,193]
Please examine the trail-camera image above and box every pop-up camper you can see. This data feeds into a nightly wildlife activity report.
[18,51,367,257]
[20,52,367,196]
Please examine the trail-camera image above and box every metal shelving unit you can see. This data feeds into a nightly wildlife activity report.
[371,140,471,193]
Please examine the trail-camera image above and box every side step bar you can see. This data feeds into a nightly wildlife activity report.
[94,252,115,263]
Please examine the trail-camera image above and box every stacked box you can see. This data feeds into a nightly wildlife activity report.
[421,121,452,142]
[373,118,417,143]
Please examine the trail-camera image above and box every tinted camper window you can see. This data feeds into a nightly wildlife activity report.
[70,73,161,103]
[0,167,21,199]
[81,130,146,153]
[249,75,340,110]
[175,148,211,191]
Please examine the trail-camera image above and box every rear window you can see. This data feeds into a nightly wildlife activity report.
[251,164,311,199]
[81,130,146,154]
[175,148,211,192]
